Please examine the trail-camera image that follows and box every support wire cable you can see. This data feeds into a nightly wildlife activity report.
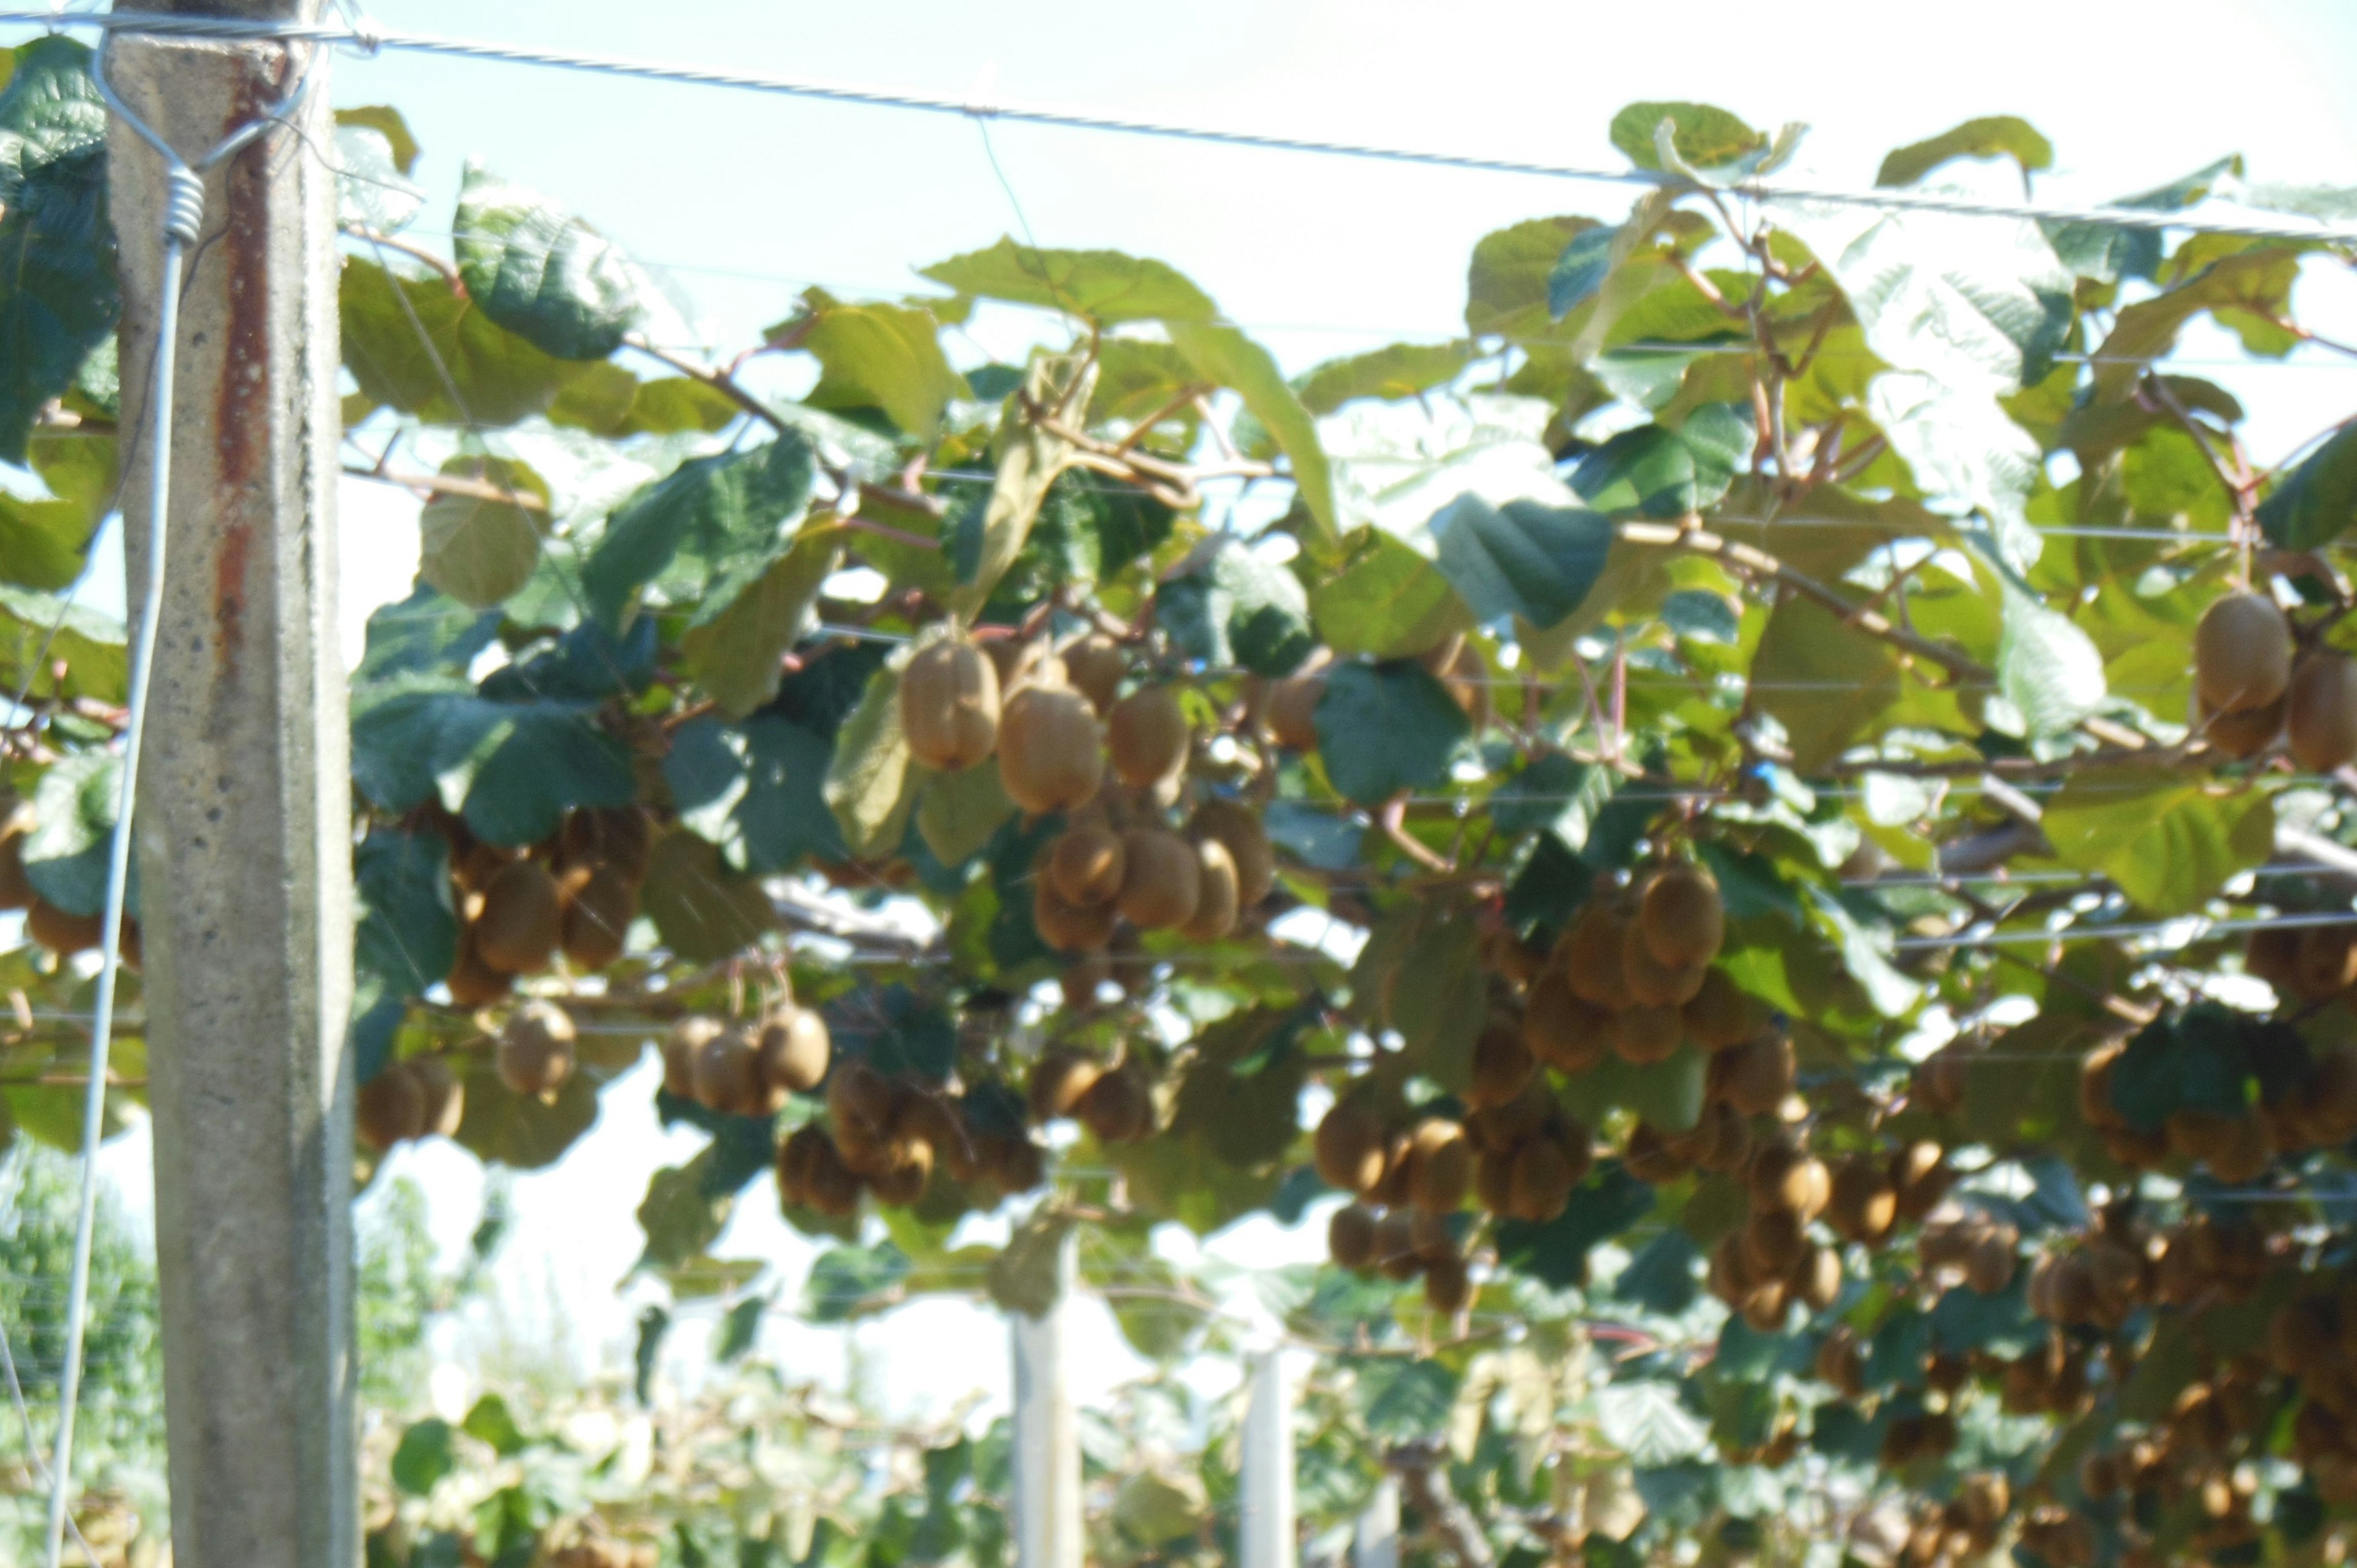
[36,40,322,1568]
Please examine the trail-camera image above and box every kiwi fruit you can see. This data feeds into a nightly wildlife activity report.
[1743,1207,1807,1279]
[1522,971,1610,1072]
[1500,1136,1569,1221]
[1638,865,1724,970]
[893,1091,978,1181]
[476,859,563,975]
[1407,1208,1456,1265]
[997,679,1105,814]
[1027,1048,1102,1124]
[26,898,101,956]
[1622,1121,1692,1184]
[2291,651,2357,772]
[1373,1210,1422,1281]
[0,806,31,911]
[1560,903,1635,1010]
[497,1000,577,1097]
[446,927,515,1008]
[2272,1296,2339,1377]
[1749,1145,1831,1221]
[1033,871,1119,952]
[1679,971,1751,1055]
[2194,590,2293,714]
[664,1017,721,1100]
[1687,1100,1751,1175]
[1314,1099,1389,1195]
[1816,1326,1866,1397]
[1406,1118,1471,1213]
[1912,1050,1967,1116]
[1466,1024,1537,1108]
[984,1135,1047,1197]
[1328,1203,1378,1271]
[1611,1003,1682,1066]
[560,864,635,970]
[1264,675,1325,751]
[2247,925,2303,992]
[453,839,518,894]
[1079,1065,1153,1143]
[1107,685,1190,787]
[1422,638,1490,730]
[1061,635,1128,714]
[806,1136,865,1218]
[2076,1043,2124,1129]
[1827,1154,1897,1245]
[695,1027,777,1118]
[828,1059,896,1142]
[1890,1140,1951,1221]
[357,1067,427,1151]
[777,1124,830,1208]
[901,638,1002,770]
[2205,1112,2271,1184]
[1621,919,1707,1007]
[1792,1243,1843,1312]
[1474,1148,1515,1214]
[557,806,653,886]
[1964,1232,2018,1294]
[1188,800,1274,908]
[756,1003,831,1094]
[1116,828,1201,930]
[1370,1130,1417,1209]
[1741,1278,1791,1333]
[408,1056,465,1138]
[1048,825,1126,907]
[869,1149,930,1207]
[1423,1251,1471,1314]
[1716,1034,1796,1118]
[982,636,1048,695]
[1179,838,1240,941]
[2204,694,2284,759]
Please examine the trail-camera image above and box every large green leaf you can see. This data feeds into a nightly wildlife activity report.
[1296,341,1473,416]
[1308,529,1471,660]
[918,239,1218,324]
[665,714,845,873]
[1748,595,1902,773]
[0,37,114,465]
[339,258,565,427]
[1608,102,1767,174]
[2042,772,2275,916]
[349,680,636,846]
[1571,406,1752,519]
[354,585,500,684]
[1996,585,2106,738]
[2044,156,2242,285]
[1876,116,2053,188]
[353,827,457,998]
[677,528,841,717]
[1467,214,1604,341]
[452,163,648,360]
[331,108,424,234]
[640,828,775,963]
[1493,1161,1655,1289]
[2088,244,2307,405]
[2259,420,2357,550]
[23,747,126,917]
[948,355,1089,616]
[795,291,967,441]
[822,662,919,860]
[416,456,548,609]
[1169,321,1337,549]
[578,431,816,628]
[1426,494,1612,630]
[0,583,123,702]
[1158,537,1315,676]
[1313,661,1472,805]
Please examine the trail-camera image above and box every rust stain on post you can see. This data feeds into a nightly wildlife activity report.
[211,66,276,674]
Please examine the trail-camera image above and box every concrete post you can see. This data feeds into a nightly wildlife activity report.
[1241,1348,1298,1568]
[1352,1480,1400,1568]
[104,6,355,1567]
[1010,1232,1082,1568]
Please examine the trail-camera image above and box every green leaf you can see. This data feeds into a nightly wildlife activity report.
[462,1393,528,1457]
[2088,245,2306,405]
[390,1419,457,1496]
[331,112,424,234]
[1613,1229,1701,1316]
[452,1052,599,1170]
[0,87,115,463]
[1352,1358,1461,1441]
[1168,321,1338,549]
[915,762,1015,867]
[676,528,841,717]
[354,827,458,997]
[640,828,775,963]
[0,583,123,702]
[1876,117,2054,188]
[795,291,967,441]
[355,585,501,685]
[1427,494,1612,631]
[1568,405,1752,518]
[339,258,565,427]
[715,1292,767,1364]
[545,362,740,438]
[949,354,1090,616]
[1748,595,1903,773]
[1608,102,1765,174]
[1296,341,1473,415]
[1307,528,1471,660]
[1594,1381,1711,1465]
[636,1157,735,1272]
[1313,661,1472,805]
[822,662,919,860]
[1387,905,1485,1090]
[24,748,125,917]
[918,238,1218,324]
[1468,214,1606,341]
[2043,773,2274,917]
[1494,1161,1655,1288]
[808,1241,915,1321]
[578,431,817,628]
[1157,538,1315,676]
[427,698,638,846]
[333,105,420,175]
[416,456,548,609]
[0,37,107,196]
[2044,156,2242,285]
[452,163,647,360]
[2258,420,2357,550]
[1997,586,2106,738]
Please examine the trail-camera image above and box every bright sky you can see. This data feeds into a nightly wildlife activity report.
[41,0,2357,1424]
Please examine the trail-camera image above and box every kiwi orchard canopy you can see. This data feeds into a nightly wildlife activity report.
[13,44,2357,1562]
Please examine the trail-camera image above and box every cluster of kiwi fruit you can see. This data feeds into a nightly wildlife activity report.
[776,1057,1046,1215]
[1884,1471,2014,1568]
[2078,1025,2357,1185]
[442,806,652,1007]
[1696,1137,1855,1332]
[1026,1046,1156,1146]
[2193,588,2357,769]
[549,1542,656,1568]
[899,628,1275,955]
[660,1000,832,1119]
[1517,863,1751,1075]
[0,800,141,963]
[355,1054,466,1151]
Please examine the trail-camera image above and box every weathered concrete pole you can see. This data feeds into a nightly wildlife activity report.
[105,4,356,1566]
[1010,1232,1083,1568]
[1240,1348,1298,1568]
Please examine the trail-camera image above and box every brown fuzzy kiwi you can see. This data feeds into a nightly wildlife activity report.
[2077,1043,2126,1129]
[1560,902,1635,1010]
[2205,1113,2271,1184]
[453,839,518,894]
[981,636,1047,693]
[1465,1024,1537,1109]
[1890,1140,1951,1221]
[1027,1048,1102,1125]
[2291,651,2357,773]
[757,1003,831,1094]
[1958,1473,2010,1529]
[2194,591,2293,715]
[1058,954,1112,1011]
[1188,800,1274,908]
[445,927,516,1008]
[695,1027,778,1117]
[1522,970,1612,1073]
[2270,1296,2339,1378]
[805,1135,865,1218]
[1048,825,1127,908]
[2205,695,2285,760]
[1080,1065,1153,1144]
[1792,1243,1843,1312]
[1314,1099,1389,1195]
[1913,1049,1967,1116]
[2296,924,2357,1000]
[1465,1081,1550,1152]
[901,638,1003,770]
[1681,1100,1751,1176]
[1716,1034,1796,1118]
[1061,635,1129,714]
[1609,1004,1681,1067]
[1638,865,1724,970]
[869,1148,931,1207]
[1407,1208,1457,1265]
[357,1067,427,1151]
[1116,828,1201,930]
[0,806,31,911]
[1373,1210,1423,1281]
[1423,1251,1471,1314]
[26,898,100,956]
[776,1124,829,1208]
[475,859,563,975]
[1107,685,1191,787]
[1370,1130,1417,1209]
[1815,1326,1866,1397]
[828,1059,896,1141]
[1621,919,1707,1007]
[1551,1116,1596,1187]
[1407,1119,1472,1213]
[2245,925,2304,992]
[1622,1121,1692,1184]
[1508,1138,1576,1222]
[1749,1145,1832,1221]
[1741,1278,1791,1333]
[1034,871,1119,952]
[987,1135,1048,1197]
[1328,1203,1379,1271]
[662,1018,720,1099]
[1474,1149,1515,1214]
[1179,838,1240,941]
[557,806,654,886]
[894,1091,978,1181]
[497,1000,577,1097]
[1827,1155,1897,1245]
[1264,675,1325,751]
[560,863,637,970]
[997,678,1105,814]
[1965,1232,2019,1294]
[405,1056,462,1139]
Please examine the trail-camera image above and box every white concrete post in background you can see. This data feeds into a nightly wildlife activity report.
[1241,1348,1298,1568]
[1011,1231,1082,1568]
[1353,1479,1401,1568]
